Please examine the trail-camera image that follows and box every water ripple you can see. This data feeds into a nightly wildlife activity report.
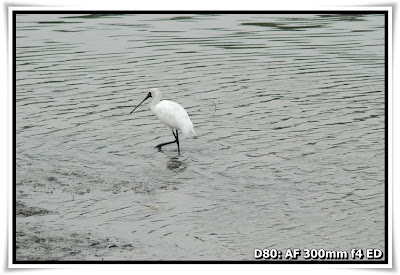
[16,13,385,261]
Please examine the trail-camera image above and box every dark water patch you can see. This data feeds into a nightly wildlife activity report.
[16,226,133,261]
[53,29,84,33]
[318,14,367,21]
[16,201,51,217]
[37,21,81,24]
[106,23,149,27]
[241,22,323,30]
[62,14,124,19]
[170,16,194,20]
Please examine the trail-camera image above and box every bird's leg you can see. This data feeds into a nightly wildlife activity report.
[176,130,180,154]
[155,140,176,150]
[155,131,178,151]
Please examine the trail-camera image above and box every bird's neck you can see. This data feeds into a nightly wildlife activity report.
[150,96,161,110]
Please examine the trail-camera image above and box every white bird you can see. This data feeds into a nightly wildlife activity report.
[130,88,196,153]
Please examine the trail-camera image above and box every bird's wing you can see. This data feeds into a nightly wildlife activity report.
[153,100,184,130]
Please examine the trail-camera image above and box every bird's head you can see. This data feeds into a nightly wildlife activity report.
[148,88,161,98]
[130,88,161,114]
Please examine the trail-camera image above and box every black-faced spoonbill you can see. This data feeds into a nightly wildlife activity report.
[130,88,196,154]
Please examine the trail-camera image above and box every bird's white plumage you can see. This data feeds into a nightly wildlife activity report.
[148,88,196,138]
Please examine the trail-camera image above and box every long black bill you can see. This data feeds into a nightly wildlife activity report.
[130,92,152,114]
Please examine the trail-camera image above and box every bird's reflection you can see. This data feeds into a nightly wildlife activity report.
[167,156,187,172]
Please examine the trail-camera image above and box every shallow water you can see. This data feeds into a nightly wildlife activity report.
[15,13,386,261]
